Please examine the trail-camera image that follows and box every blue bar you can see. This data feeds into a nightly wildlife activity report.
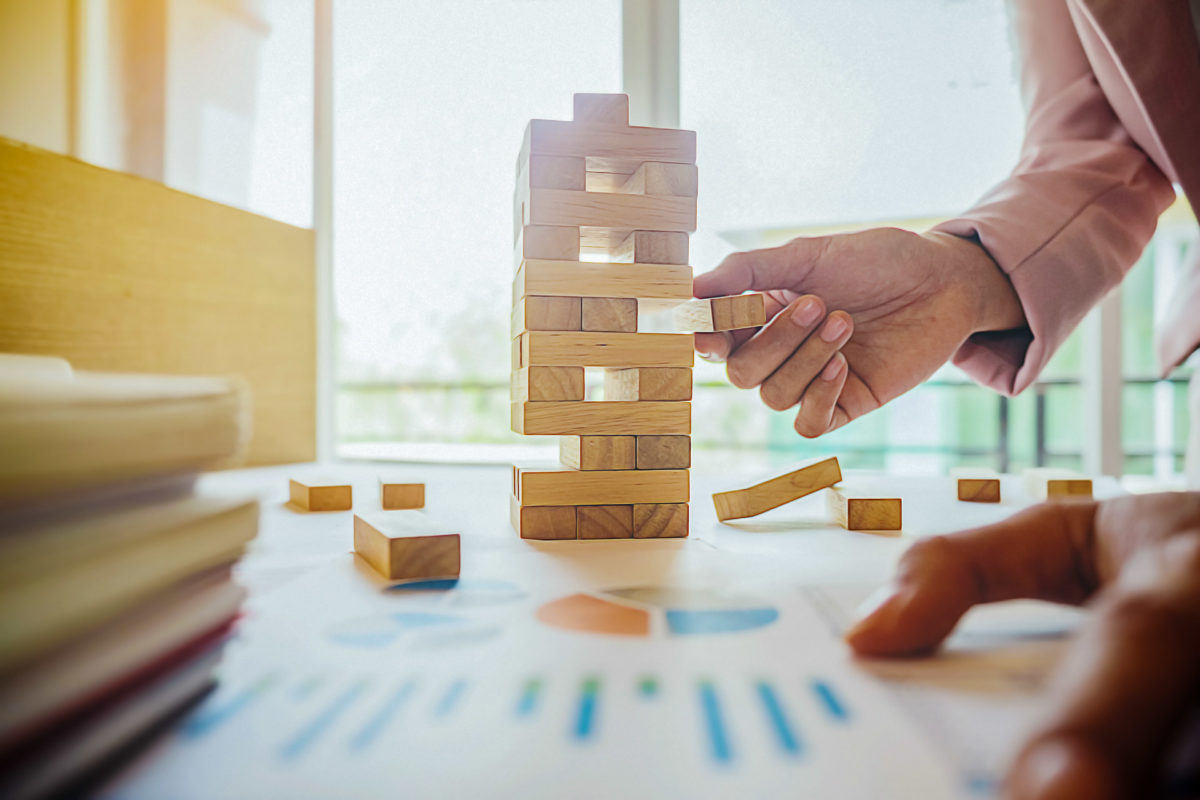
[811,679,850,722]
[435,679,467,717]
[699,680,733,764]
[280,680,368,760]
[517,678,543,717]
[573,677,600,741]
[756,681,803,757]
[182,673,277,739]
[349,681,415,752]
[293,675,326,700]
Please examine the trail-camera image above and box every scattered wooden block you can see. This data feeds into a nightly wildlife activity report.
[510,366,585,402]
[573,92,629,125]
[527,154,585,190]
[611,230,689,265]
[515,259,692,301]
[956,476,1001,503]
[520,331,694,367]
[711,457,842,521]
[380,479,424,510]
[581,297,638,332]
[604,367,692,401]
[525,188,696,232]
[560,435,636,470]
[509,496,577,540]
[524,118,696,168]
[621,162,698,197]
[512,295,582,334]
[1024,468,1093,500]
[636,435,690,469]
[353,512,460,581]
[289,478,352,512]
[826,487,902,532]
[633,503,689,538]
[511,400,690,435]
[578,505,634,539]
[673,293,767,332]
[515,224,579,262]
[515,465,689,506]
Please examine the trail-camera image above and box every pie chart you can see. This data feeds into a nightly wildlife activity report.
[536,586,779,638]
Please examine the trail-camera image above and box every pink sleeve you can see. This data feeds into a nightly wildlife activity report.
[934,0,1174,396]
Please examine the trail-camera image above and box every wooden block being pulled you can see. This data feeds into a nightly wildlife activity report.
[512,295,582,334]
[573,93,629,124]
[712,457,842,521]
[510,496,577,540]
[633,503,689,538]
[610,231,689,265]
[515,466,689,506]
[604,367,692,401]
[289,478,352,512]
[515,259,691,301]
[956,475,1001,503]
[581,297,637,332]
[512,401,690,435]
[520,331,693,367]
[560,435,636,470]
[578,505,634,539]
[510,366,585,402]
[674,293,767,332]
[1024,468,1093,500]
[380,478,425,510]
[525,188,696,233]
[636,435,690,469]
[621,162,698,197]
[826,487,902,532]
[353,512,460,580]
[515,224,579,262]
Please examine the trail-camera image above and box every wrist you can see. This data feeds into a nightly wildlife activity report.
[926,231,1025,335]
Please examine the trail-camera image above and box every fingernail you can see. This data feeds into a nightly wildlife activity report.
[791,297,821,327]
[821,356,844,381]
[820,316,848,342]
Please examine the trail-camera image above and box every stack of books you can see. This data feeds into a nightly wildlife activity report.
[0,355,258,799]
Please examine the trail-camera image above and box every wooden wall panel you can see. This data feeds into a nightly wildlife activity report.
[0,137,315,465]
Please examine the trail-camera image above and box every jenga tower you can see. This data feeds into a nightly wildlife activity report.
[509,93,696,540]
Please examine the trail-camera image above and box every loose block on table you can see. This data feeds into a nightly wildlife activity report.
[1023,468,1093,500]
[826,487,902,532]
[289,478,352,512]
[712,457,842,521]
[353,512,460,581]
[956,477,1001,503]
[379,479,425,510]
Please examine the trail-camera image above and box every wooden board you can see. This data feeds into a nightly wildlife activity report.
[520,331,694,368]
[380,480,425,510]
[604,367,692,401]
[572,93,629,124]
[510,366,585,402]
[712,457,843,521]
[0,137,316,466]
[289,478,352,512]
[510,496,577,540]
[515,259,692,301]
[636,435,691,469]
[515,466,689,506]
[525,188,696,232]
[577,504,634,539]
[674,294,767,332]
[581,297,637,332]
[353,512,460,580]
[956,478,1000,503]
[826,487,902,532]
[512,401,691,435]
[511,296,582,335]
[560,435,636,470]
[633,503,689,538]
[1023,468,1093,500]
[611,231,689,265]
[621,162,698,197]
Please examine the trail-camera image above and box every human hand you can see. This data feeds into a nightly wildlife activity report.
[693,228,1025,437]
[845,492,1200,799]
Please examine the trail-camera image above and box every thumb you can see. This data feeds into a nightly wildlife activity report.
[693,237,827,299]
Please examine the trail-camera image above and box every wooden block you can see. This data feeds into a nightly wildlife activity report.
[956,477,1001,503]
[380,479,424,510]
[512,295,582,334]
[674,293,767,332]
[611,231,689,265]
[515,259,692,301]
[621,162,699,197]
[510,496,577,540]
[525,188,696,233]
[516,224,579,261]
[289,478,352,512]
[560,435,636,470]
[636,435,691,469]
[511,366,585,402]
[528,155,585,190]
[577,505,634,539]
[633,503,689,538]
[353,512,460,581]
[512,401,690,435]
[520,331,693,367]
[604,367,692,401]
[573,93,629,124]
[516,466,689,506]
[712,457,842,521]
[826,487,902,532]
[581,297,637,332]
[1023,468,1093,500]
[525,118,696,167]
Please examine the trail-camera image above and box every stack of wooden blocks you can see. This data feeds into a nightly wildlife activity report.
[510,93,695,540]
